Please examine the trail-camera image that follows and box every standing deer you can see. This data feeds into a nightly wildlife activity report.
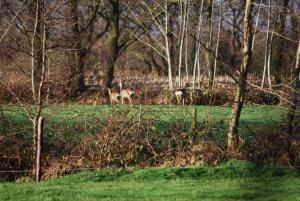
[174,84,189,105]
[108,88,120,106]
[175,89,187,105]
[120,89,135,105]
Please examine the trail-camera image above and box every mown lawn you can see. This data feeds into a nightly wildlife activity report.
[0,160,300,201]
[0,104,288,148]
[1,104,288,141]
[2,104,287,128]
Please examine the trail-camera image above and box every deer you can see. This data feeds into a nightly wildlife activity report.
[118,80,136,106]
[175,90,186,105]
[107,88,120,106]
[174,83,189,105]
[120,88,135,106]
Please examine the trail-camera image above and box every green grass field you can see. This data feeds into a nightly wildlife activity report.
[0,106,298,200]
[1,160,300,201]
[2,104,287,130]
[1,104,288,144]
[2,104,287,121]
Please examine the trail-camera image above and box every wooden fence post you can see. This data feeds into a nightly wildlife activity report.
[36,116,44,182]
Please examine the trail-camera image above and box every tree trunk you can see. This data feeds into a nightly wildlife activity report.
[206,0,214,89]
[31,0,47,178]
[228,0,253,149]
[251,0,262,51]
[286,42,300,135]
[31,0,43,165]
[101,0,120,93]
[168,4,177,75]
[213,0,222,87]
[273,0,289,85]
[184,1,189,84]
[165,0,173,90]
[68,0,85,97]
[178,0,187,87]
[261,0,272,90]
[31,0,43,103]
[229,5,242,72]
[192,0,204,91]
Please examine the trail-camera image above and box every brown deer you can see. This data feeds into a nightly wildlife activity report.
[175,90,186,105]
[108,88,120,106]
[120,89,135,105]
[174,84,189,105]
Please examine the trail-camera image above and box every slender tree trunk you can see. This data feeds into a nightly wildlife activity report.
[251,0,262,51]
[184,0,189,85]
[229,5,242,70]
[31,0,47,180]
[273,0,289,85]
[287,42,300,135]
[178,0,187,87]
[197,57,201,87]
[267,32,273,90]
[213,0,222,88]
[261,0,272,90]
[206,0,214,89]
[31,0,43,103]
[168,4,177,77]
[101,0,120,93]
[68,0,85,97]
[192,0,204,91]
[31,0,43,166]
[228,0,253,149]
[165,0,173,90]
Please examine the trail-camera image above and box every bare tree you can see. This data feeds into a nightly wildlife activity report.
[212,0,222,87]
[261,0,272,90]
[178,0,188,87]
[251,0,262,51]
[67,0,86,96]
[184,0,190,86]
[133,1,174,90]
[31,0,48,180]
[192,0,204,91]
[273,0,289,85]
[101,0,120,93]
[206,0,214,89]
[227,0,254,149]
[31,0,43,103]
[286,41,300,135]
[165,0,173,90]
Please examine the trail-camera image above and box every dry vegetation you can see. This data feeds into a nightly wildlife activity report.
[0,105,299,181]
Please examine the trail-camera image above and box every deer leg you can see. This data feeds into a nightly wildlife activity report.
[176,96,180,105]
[109,97,113,107]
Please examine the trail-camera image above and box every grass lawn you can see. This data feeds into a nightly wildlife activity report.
[0,160,300,201]
[1,104,288,143]
[2,104,287,121]
[2,104,287,128]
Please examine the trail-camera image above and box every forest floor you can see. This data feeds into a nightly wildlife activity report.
[0,160,300,201]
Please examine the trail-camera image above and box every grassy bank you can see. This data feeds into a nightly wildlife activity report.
[0,160,299,201]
